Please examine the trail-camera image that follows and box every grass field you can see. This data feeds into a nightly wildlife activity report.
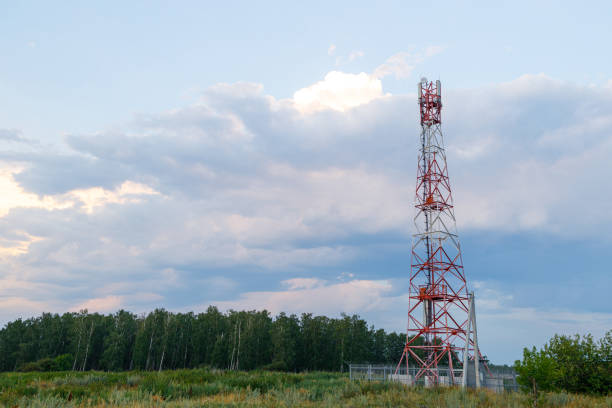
[0,369,609,407]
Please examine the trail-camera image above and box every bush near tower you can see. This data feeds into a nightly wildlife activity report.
[514,330,612,395]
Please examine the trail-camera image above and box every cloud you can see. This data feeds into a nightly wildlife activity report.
[295,48,439,112]
[373,47,444,79]
[0,231,42,258]
[372,52,417,79]
[327,44,336,56]
[293,71,385,112]
[335,50,365,66]
[0,297,53,322]
[4,73,612,271]
[4,73,612,256]
[444,74,612,234]
[213,278,393,316]
[71,295,123,313]
[0,129,33,144]
[0,165,73,216]
[69,181,159,214]
[0,163,158,219]
[283,278,323,290]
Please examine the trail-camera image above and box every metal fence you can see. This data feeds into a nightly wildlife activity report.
[349,364,518,392]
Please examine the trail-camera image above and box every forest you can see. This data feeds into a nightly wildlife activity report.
[0,307,417,373]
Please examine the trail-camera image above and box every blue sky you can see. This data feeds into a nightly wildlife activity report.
[0,1,611,364]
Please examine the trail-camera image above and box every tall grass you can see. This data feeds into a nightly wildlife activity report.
[0,369,609,407]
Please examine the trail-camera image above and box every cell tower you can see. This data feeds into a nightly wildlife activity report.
[395,78,484,386]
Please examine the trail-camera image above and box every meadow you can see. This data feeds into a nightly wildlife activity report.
[1,369,610,408]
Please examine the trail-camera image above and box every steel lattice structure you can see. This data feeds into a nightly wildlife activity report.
[395,78,482,384]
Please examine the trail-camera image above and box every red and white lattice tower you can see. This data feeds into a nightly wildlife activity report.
[395,78,483,385]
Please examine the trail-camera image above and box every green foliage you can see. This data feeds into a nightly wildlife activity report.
[17,354,74,372]
[514,346,559,391]
[547,332,612,394]
[53,354,74,371]
[0,308,412,373]
[514,330,611,395]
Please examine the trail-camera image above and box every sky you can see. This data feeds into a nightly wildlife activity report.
[0,1,611,364]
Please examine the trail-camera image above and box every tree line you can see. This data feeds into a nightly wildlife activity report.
[0,307,421,373]
[514,330,611,395]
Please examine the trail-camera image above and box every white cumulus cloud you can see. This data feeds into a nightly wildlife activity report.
[293,71,385,113]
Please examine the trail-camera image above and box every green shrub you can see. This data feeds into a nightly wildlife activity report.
[515,330,612,395]
[514,346,559,392]
[16,354,73,372]
[52,354,73,371]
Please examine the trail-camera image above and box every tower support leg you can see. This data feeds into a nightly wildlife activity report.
[461,293,473,389]
[472,293,481,389]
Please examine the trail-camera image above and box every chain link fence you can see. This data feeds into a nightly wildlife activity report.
[349,364,518,392]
